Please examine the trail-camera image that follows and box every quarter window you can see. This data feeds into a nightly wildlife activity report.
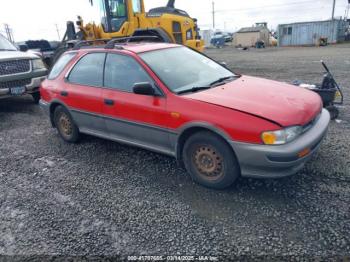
[48,52,76,80]
[68,53,106,87]
[104,53,152,92]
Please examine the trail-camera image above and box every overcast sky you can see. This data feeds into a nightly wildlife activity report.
[0,0,349,41]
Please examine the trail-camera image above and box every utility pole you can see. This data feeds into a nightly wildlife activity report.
[55,24,61,40]
[212,1,215,29]
[332,0,336,20]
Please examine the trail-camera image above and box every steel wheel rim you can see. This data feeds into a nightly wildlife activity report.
[58,113,72,136]
[192,144,224,181]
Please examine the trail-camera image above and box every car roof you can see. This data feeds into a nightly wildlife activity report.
[121,43,180,53]
[79,42,181,55]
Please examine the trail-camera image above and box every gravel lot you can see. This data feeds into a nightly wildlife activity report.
[1,44,350,260]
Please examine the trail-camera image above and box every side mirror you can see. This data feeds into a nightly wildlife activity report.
[133,82,156,96]
[18,44,28,52]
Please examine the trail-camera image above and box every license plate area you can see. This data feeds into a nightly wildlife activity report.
[10,86,26,96]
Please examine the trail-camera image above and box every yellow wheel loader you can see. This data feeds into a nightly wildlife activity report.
[53,0,204,64]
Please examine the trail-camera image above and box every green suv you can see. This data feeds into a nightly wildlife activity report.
[0,34,48,103]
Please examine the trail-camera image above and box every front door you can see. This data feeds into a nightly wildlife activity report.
[101,53,171,153]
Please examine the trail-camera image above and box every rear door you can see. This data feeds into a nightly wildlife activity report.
[101,53,171,153]
[63,52,106,132]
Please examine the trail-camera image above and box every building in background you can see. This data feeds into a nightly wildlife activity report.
[233,23,270,47]
[278,19,349,46]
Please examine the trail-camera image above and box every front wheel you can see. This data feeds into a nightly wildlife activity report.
[182,132,240,189]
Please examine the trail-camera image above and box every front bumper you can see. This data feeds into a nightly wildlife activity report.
[0,75,47,98]
[230,109,331,178]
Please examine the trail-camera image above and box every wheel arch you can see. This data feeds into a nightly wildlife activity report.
[49,100,70,127]
[175,122,236,167]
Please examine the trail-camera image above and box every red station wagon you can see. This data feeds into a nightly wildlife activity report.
[40,42,330,189]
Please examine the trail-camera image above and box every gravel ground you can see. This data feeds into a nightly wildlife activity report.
[0,44,350,261]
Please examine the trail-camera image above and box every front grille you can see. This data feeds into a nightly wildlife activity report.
[0,79,31,89]
[0,60,31,76]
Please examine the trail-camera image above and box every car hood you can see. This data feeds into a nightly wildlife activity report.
[0,51,39,61]
[185,75,322,127]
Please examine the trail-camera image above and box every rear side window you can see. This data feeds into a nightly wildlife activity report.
[48,52,76,80]
[68,53,106,87]
[104,53,152,92]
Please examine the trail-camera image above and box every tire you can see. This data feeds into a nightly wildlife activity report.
[32,92,41,104]
[53,106,80,143]
[182,131,240,189]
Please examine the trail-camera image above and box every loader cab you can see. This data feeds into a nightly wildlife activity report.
[96,0,145,33]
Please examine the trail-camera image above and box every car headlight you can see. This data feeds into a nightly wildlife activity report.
[261,126,302,145]
[32,59,46,70]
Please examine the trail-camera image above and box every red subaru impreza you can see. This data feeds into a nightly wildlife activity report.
[40,42,330,189]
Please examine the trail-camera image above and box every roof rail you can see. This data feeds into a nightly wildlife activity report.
[72,39,110,50]
[105,36,163,49]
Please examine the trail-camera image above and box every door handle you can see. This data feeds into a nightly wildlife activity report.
[61,91,68,97]
[104,99,115,106]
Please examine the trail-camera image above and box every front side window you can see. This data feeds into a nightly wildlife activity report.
[109,0,127,32]
[98,0,127,32]
[0,34,17,51]
[110,0,127,17]
[68,53,106,87]
[104,53,152,92]
[97,0,108,31]
[48,52,76,80]
[140,47,235,93]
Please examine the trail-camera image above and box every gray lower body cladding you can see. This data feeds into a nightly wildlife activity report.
[40,100,330,179]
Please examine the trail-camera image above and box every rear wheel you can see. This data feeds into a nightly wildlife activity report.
[53,106,80,143]
[183,132,240,189]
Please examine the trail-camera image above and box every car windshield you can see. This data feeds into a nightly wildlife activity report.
[0,34,17,51]
[140,46,237,94]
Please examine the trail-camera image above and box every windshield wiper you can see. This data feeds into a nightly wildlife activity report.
[209,76,236,86]
[0,49,16,51]
[177,86,212,95]
[177,76,238,95]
